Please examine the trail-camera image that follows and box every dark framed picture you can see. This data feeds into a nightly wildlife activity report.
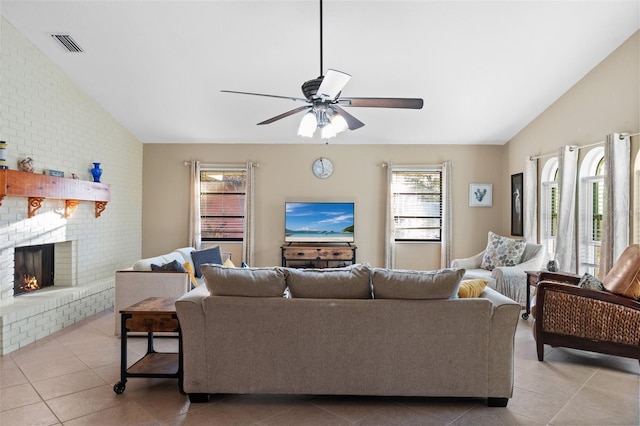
[511,173,523,236]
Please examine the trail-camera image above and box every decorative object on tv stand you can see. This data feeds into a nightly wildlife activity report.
[0,141,7,169]
[90,162,103,182]
[19,157,35,173]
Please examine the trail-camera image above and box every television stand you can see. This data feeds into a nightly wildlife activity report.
[281,243,357,269]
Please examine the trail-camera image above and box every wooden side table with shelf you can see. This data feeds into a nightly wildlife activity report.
[281,243,357,269]
[113,297,183,394]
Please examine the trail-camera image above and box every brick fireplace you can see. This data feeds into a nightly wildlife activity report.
[0,196,114,355]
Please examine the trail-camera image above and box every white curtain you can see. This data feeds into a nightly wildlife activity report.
[600,133,630,274]
[555,145,578,272]
[384,162,395,269]
[242,161,256,266]
[524,157,538,243]
[440,162,452,268]
[188,161,202,249]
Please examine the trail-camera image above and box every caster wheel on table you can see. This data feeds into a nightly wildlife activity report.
[113,381,126,394]
[521,312,529,320]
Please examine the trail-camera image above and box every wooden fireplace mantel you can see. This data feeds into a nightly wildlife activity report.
[0,169,110,218]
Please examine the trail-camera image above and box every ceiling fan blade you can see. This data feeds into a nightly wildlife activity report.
[338,97,424,109]
[316,69,351,101]
[257,105,312,125]
[332,105,365,130]
[221,90,308,103]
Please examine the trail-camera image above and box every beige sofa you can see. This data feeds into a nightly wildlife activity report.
[114,247,230,335]
[176,264,520,407]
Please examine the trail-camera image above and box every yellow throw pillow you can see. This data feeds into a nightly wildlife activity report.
[458,279,488,298]
[223,258,236,268]
[183,262,199,288]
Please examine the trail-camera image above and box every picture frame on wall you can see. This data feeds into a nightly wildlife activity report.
[469,183,492,207]
[511,173,524,236]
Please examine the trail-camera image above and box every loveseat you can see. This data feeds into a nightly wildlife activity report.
[114,246,230,335]
[175,264,521,406]
[451,232,546,306]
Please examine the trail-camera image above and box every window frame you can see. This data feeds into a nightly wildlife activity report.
[391,167,443,242]
[578,147,605,276]
[199,167,247,242]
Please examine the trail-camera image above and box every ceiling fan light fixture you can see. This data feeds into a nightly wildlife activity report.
[297,111,317,137]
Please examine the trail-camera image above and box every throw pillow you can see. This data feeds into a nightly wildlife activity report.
[191,246,223,278]
[372,268,464,299]
[223,258,236,268]
[577,273,604,291]
[150,259,187,273]
[201,264,287,297]
[286,264,372,299]
[182,262,199,289]
[480,231,527,271]
[602,244,640,300]
[458,279,488,298]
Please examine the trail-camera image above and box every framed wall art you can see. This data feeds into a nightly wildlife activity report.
[511,173,524,236]
[469,183,492,207]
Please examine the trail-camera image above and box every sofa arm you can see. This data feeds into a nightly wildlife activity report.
[175,286,210,394]
[451,251,485,269]
[114,270,190,335]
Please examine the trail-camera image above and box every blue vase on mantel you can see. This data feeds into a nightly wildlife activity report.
[90,162,103,183]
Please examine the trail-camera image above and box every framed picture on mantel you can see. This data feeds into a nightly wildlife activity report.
[511,173,524,236]
[469,183,492,207]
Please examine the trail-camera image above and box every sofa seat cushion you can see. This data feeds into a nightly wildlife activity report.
[372,268,464,299]
[286,264,372,299]
[202,264,287,297]
[480,231,527,271]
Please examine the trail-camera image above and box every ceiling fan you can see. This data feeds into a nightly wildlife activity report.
[221,0,423,139]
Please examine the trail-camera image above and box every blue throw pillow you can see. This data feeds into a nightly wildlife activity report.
[191,246,223,278]
[150,259,187,273]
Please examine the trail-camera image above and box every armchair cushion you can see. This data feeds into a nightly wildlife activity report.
[480,232,527,271]
[602,244,640,300]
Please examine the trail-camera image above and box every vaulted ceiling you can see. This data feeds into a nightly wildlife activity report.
[2,1,639,144]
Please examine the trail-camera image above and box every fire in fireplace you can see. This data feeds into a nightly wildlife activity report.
[14,244,55,296]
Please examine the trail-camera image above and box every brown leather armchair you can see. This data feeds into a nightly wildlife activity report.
[533,245,640,362]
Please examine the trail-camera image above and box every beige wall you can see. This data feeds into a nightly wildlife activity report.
[143,144,503,269]
[504,31,640,241]
[143,32,639,270]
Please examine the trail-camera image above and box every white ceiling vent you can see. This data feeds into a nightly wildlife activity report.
[50,34,84,52]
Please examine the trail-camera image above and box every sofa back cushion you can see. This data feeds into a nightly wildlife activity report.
[202,264,287,297]
[372,268,464,299]
[133,251,186,271]
[286,264,372,299]
[603,244,640,300]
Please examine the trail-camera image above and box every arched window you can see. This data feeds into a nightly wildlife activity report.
[540,158,558,260]
[578,147,605,276]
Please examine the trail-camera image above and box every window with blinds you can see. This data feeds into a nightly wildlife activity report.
[392,169,442,242]
[541,181,558,256]
[200,169,246,241]
[581,155,605,274]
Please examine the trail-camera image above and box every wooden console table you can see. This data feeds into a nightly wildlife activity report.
[0,169,110,218]
[281,243,356,269]
[113,297,183,395]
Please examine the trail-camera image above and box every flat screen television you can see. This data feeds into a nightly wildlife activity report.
[285,202,355,243]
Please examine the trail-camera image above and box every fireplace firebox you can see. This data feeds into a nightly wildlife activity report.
[14,244,55,296]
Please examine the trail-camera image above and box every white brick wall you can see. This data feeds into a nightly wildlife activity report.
[0,18,143,354]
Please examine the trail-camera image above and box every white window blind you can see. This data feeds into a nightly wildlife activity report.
[391,169,442,242]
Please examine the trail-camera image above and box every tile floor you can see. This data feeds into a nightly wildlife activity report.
[0,308,638,425]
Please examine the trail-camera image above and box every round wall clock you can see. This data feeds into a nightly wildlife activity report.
[312,157,334,179]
